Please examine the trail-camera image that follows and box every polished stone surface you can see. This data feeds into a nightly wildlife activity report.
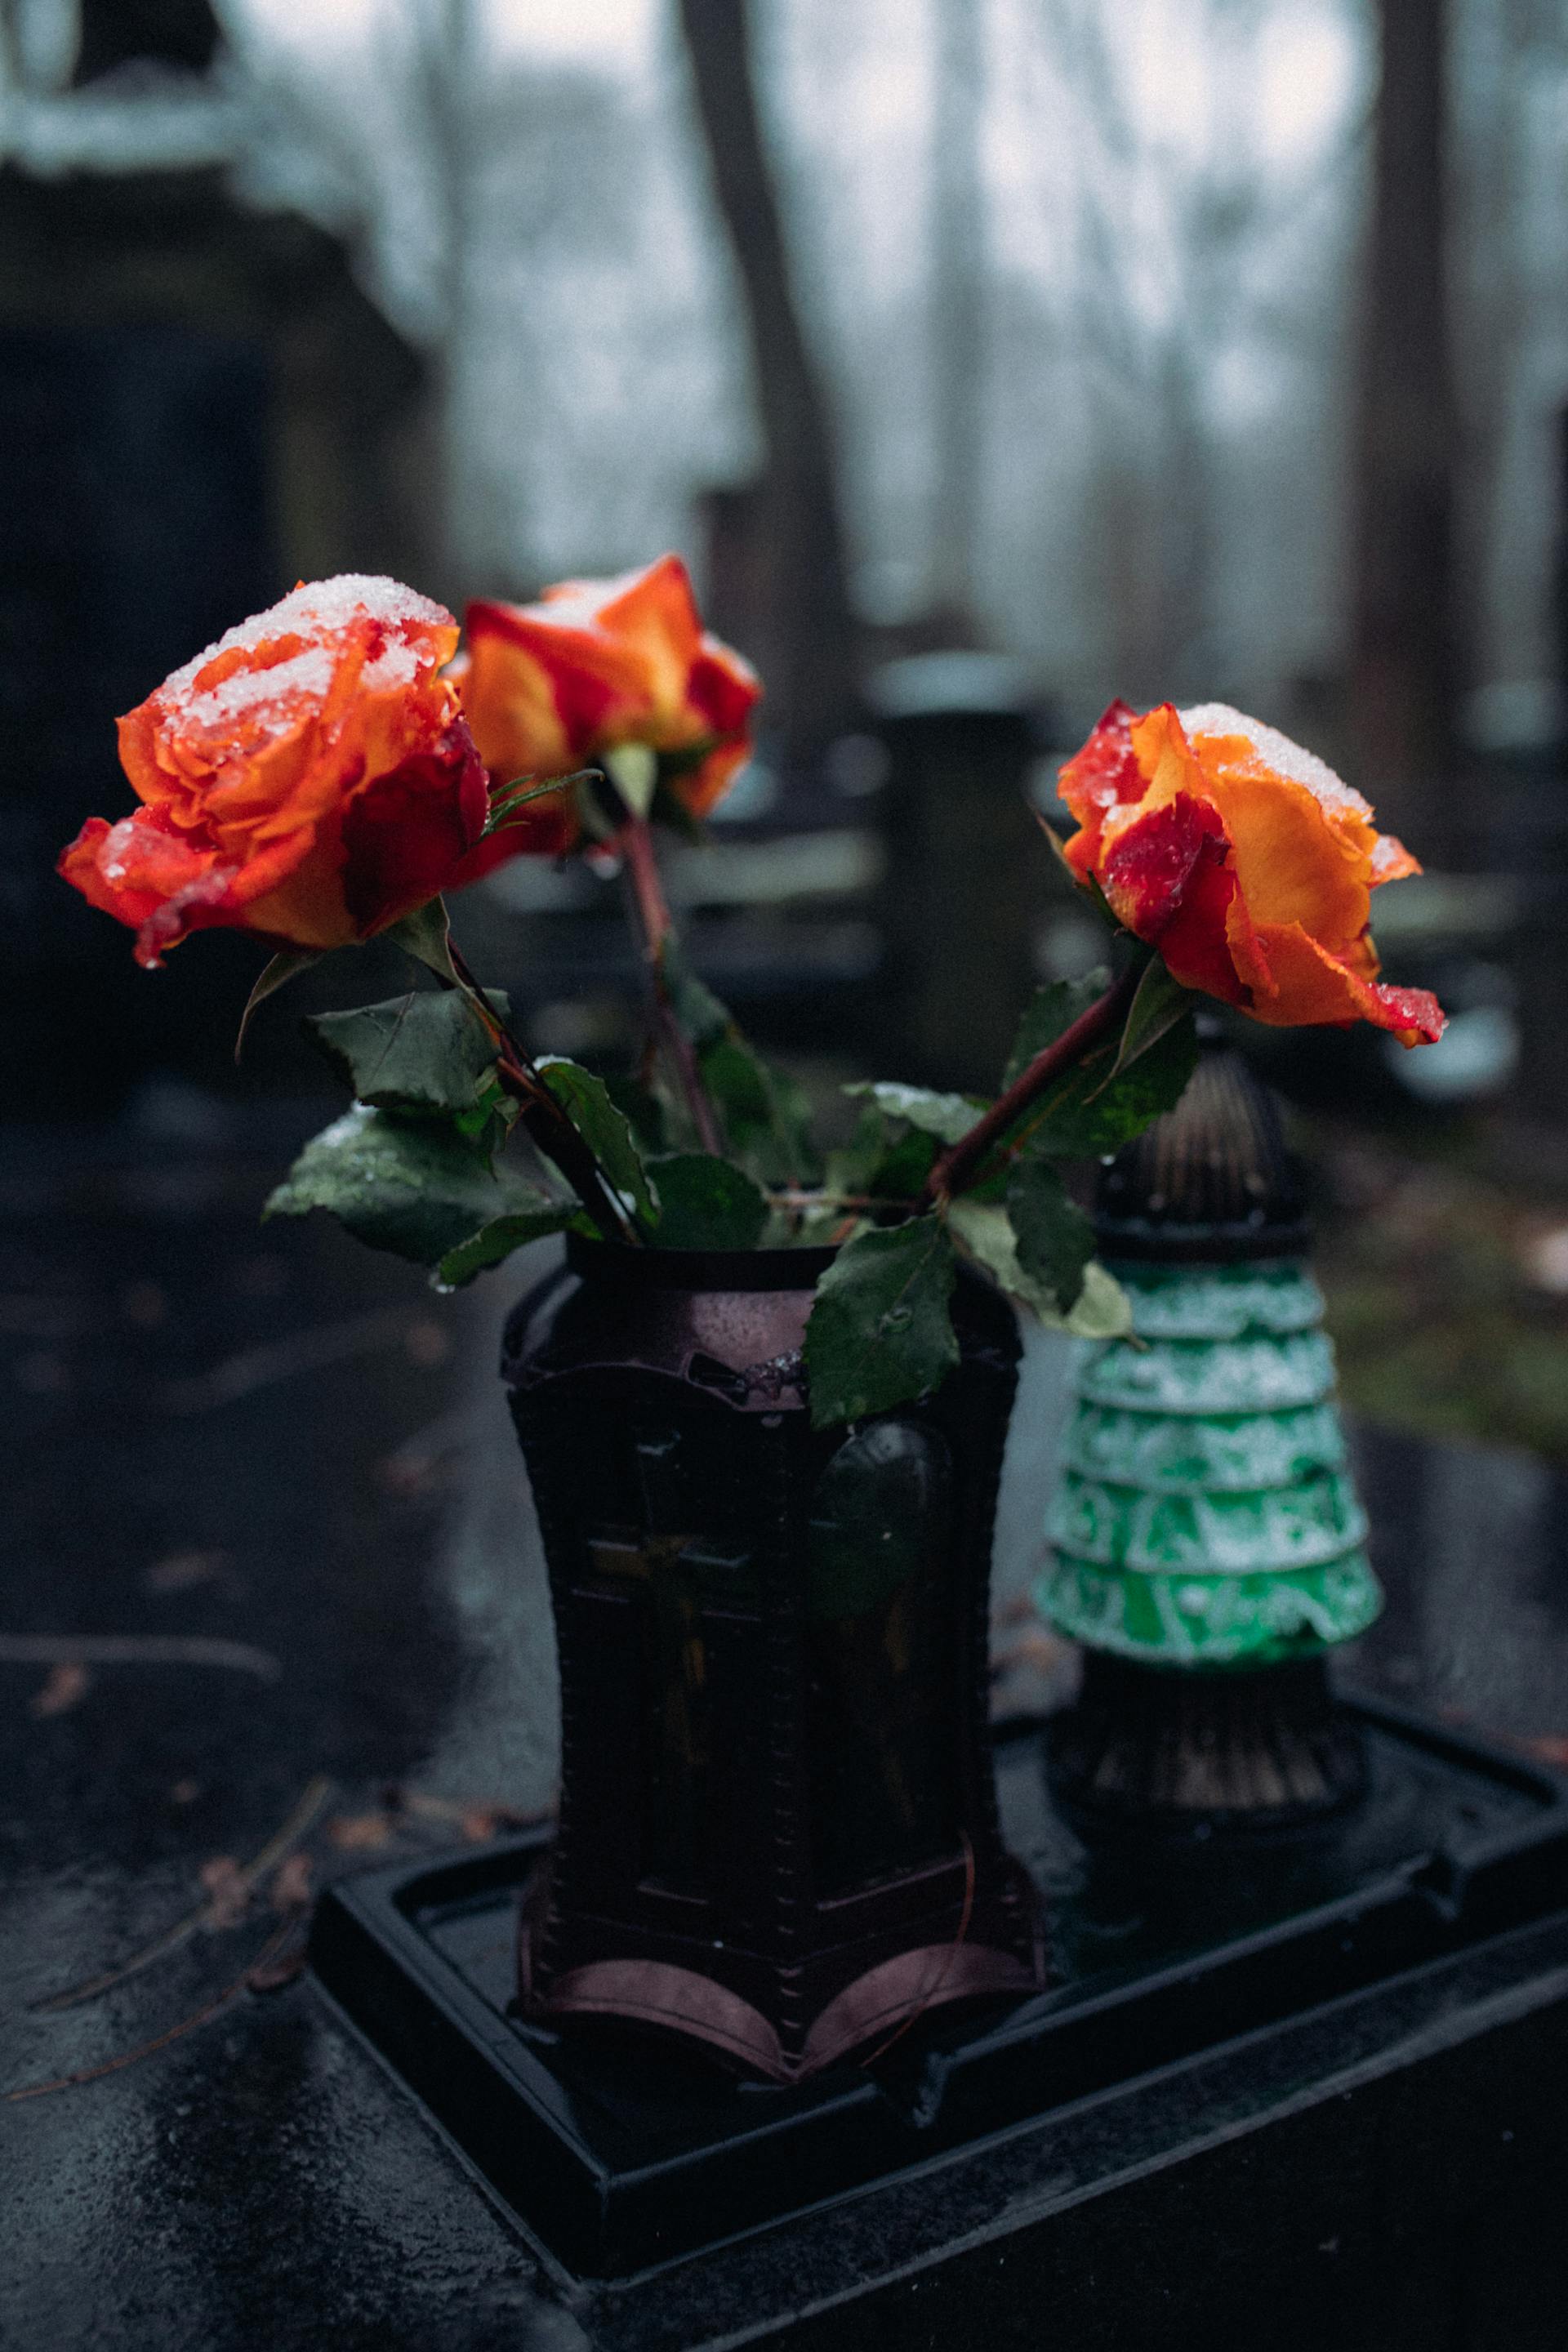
[6,1116,1568,2348]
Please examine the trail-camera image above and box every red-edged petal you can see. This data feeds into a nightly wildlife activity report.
[60,810,243,968]
[339,721,489,934]
[687,635,761,740]
[1247,920,1446,1043]
[1155,835,1250,1006]
[1058,700,1147,873]
[1099,790,1227,940]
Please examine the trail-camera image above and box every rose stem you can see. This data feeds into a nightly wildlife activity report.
[921,958,1145,1207]
[617,813,724,1156]
[440,939,643,1246]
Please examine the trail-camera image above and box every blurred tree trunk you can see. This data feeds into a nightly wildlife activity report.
[926,0,984,643]
[1350,0,1456,841]
[676,0,859,763]
[418,0,481,606]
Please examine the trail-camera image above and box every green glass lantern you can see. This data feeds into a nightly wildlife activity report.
[1039,1044,1375,1823]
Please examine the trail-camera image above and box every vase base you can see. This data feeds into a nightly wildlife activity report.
[309,1695,1568,2280]
[518,1878,1044,2082]
[1048,1651,1367,1830]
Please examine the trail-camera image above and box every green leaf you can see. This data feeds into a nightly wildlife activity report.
[649,774,707,842]
[1090,955,1195,1096]
[1006,1160,1094,1312]
[822,1103,938,1205]
[304,990,506,1116]
[381,897,458,985]
[659,939,819,1184]
[803,1215,959,1428]
[235,949,323,1061]
[845,1081,985,1147]
[699,1036,819,1187]
[648,1153,769,1250]
[602,742,658,819]
[572,771,621,845]
[433,1201,575,1290]
[1011,1011,1199,1160]
[1003,974,1108,1088]
[537,1057,656,1224]
[662,937,731,1049]
[823,1102,889,1200]
[451,1073,519,1148]
[869,1122,939,1200]
[1065,1261,1136,1339]
[265,1105,550,1266]
[808,1422,947,1619]
[602,1073,670,1156]
[946,1200,1133,1337]
[479,771,585,842]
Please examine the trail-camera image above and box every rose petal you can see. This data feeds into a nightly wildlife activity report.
[1246,920,1446,1043]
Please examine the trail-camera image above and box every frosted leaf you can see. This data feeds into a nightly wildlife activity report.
[1179,702,1372,820]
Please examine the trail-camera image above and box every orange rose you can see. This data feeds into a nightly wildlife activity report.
[59,576,486,968]
[1058,700,1445,1045]
[453,553,760,870]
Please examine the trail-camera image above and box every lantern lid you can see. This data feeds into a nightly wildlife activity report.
[1094,1038,1309,1262]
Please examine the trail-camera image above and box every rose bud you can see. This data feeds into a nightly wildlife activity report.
[59,576,486,967]
[1058,700,1446,1045]
[452,552,760,871]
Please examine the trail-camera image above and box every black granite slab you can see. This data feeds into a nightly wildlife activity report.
[310,1696,1568,2279]
[7,1116,1568,2348]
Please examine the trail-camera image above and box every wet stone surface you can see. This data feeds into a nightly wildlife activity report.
[6,1118,1568,2347]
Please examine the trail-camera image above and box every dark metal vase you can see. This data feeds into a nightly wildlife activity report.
[501,1236,1044,2081]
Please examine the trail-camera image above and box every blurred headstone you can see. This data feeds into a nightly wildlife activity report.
[0,30,433,1110]
[866,650,1054,1091]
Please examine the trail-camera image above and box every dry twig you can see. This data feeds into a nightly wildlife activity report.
[33,1777,332,2012]
[7,1917,306,2103]
[0,1635,281,1682]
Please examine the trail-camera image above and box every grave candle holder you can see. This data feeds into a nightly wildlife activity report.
[1040,1041,1377,1826]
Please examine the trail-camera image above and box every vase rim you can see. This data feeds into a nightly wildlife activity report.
[565,1232,838,1290]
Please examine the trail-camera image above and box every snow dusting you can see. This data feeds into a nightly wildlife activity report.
[158,576,452,710]
[1179,702,1372,818]
[361,638,421,693]
[183,647,338,729]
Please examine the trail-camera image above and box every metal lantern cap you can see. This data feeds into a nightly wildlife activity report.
[1094,1038,1310,1263]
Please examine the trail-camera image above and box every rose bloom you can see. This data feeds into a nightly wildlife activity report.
[1058,701,1445,1045]
[455,553,760,865]
[59,577,486,968]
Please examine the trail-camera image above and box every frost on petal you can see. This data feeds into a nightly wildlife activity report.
[1178,702,1374,822]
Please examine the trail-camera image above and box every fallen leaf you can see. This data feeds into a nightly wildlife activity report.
[198,1857,251,1931]
[30,1662,90,1717]
[1521,1229,1568,1298]
[270,1853,314,1913]
[145,1549,229,1594]
[403,1320,452,1368]
[32,1777,331,2014]
[399,1788,557,1834]
[990,1630,1067,1678]
[246,1937,307,1995]
[327,1813,394,1851]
